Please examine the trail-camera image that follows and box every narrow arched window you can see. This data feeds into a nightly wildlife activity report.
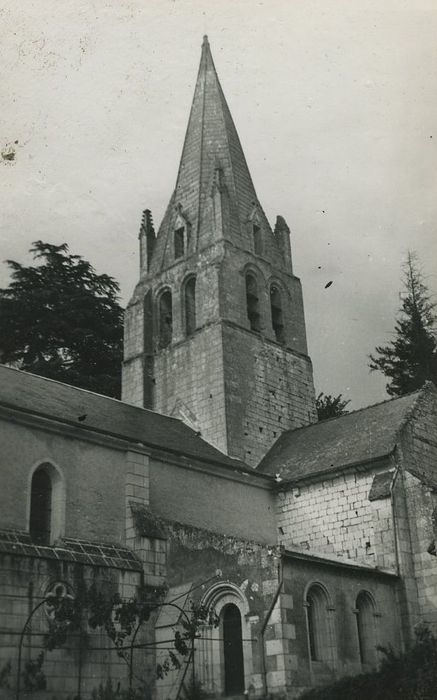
[184,277,196,337]
[246,273,261,332]
[306,585,332,663]
[174,227,185,259]
[270,285,285,344]
[253,224,262,255]
[356,592,376,666]
[158,289,173,348]
[222,604,245,695]
[29,466,52,545]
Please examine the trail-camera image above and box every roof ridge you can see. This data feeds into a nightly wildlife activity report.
[284,387,422,435]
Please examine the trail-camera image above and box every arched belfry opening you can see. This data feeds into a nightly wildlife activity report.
[222,603,245,696]
[184,276,196,337]
[158,289,173,348]
[246,273,261,332]
[270,284,285,344]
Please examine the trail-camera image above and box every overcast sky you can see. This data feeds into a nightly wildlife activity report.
[1,0,436,409]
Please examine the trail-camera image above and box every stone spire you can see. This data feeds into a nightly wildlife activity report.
[149,35,273,273]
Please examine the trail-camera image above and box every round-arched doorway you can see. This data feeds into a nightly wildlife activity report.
[222,603,245,695]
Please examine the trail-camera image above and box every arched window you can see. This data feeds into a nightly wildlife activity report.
[270,285,285,344]
[253,224,262,256]
[246,273,261,332]
[305,584,333,663]
[184,277,196,337]
[174,227,185,259]
[356,592,376,666]
[222,604,245,695]
[29,466,52,545]
[158,289,173,348]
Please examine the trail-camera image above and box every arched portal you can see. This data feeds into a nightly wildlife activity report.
[222,603,245,696]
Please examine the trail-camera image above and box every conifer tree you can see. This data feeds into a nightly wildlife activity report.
[369,252,437,396]
[316,392,350,421]
[0,241,124,398]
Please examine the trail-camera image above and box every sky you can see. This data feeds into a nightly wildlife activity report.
[1,0,436,409]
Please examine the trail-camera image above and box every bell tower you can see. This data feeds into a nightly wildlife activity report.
[122,36,317,466]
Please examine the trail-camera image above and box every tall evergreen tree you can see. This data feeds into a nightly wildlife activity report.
[316,392,350,421]
[0,241,124,398]
[369,252,437,396]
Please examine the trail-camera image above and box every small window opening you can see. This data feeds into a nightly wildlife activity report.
[174,227,185,259]
[158,290,173,348]
[29,467,52,545]
[185,277,196,336]
[356,592,376,666]
[306,585,332,663]
[253,224,262,255]
[270,285,285,344]
[246,273,261,332]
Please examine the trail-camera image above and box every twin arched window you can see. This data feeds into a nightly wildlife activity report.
[157,277,196,347]
[245,274,286,343]
[305,584,378,668]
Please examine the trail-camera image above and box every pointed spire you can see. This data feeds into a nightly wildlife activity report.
[174,36,263,244]
[148,36,276,272]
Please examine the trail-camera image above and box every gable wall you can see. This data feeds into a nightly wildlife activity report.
[276,465,396,569]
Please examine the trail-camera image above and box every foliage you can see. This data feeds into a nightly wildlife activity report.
[316,392,350,421]
[0,661,11,688]
[45,581,165,659]
[369,252,437,396]
[156,601,219,679]
[0,240,124,398]
[299,624,437,700]
[22,652,46,691]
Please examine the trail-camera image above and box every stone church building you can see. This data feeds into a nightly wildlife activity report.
[1,36,437,699]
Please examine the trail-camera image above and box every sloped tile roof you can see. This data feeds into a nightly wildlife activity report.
[0,365,253,473]
[258,391,421,481]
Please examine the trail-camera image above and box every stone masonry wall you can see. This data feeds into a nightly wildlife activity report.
[396,386,437,634]
[280,557,400,697]
[153,323,228,453]
[223,324,316,466]
[0,556,143,699]
[276,465,397,569]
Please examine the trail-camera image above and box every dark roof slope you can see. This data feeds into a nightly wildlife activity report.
[0,365,256,474]
[258,391,421,481]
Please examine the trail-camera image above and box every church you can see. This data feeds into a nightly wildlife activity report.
[1,36,436,700]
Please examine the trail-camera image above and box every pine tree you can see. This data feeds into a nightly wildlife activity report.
[0,241,124,398]
[316,393,350,421]
[369,252,437,396]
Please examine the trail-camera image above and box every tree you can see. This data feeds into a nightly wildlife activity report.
[0,241,124,398]
[369,252,437,396]
[316,392,350,421]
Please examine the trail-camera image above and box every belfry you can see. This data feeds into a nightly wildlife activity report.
[123,36,317,466]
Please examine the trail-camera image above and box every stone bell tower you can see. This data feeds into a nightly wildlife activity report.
[122,36,316,466]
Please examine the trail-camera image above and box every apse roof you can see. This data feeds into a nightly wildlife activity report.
[0,365,263,477]
[258,390,422,482]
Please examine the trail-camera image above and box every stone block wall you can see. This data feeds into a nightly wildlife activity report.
[280,556,401,697]
[0,555,145,699]
[223,323,316,466]
[276,465,396,569]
